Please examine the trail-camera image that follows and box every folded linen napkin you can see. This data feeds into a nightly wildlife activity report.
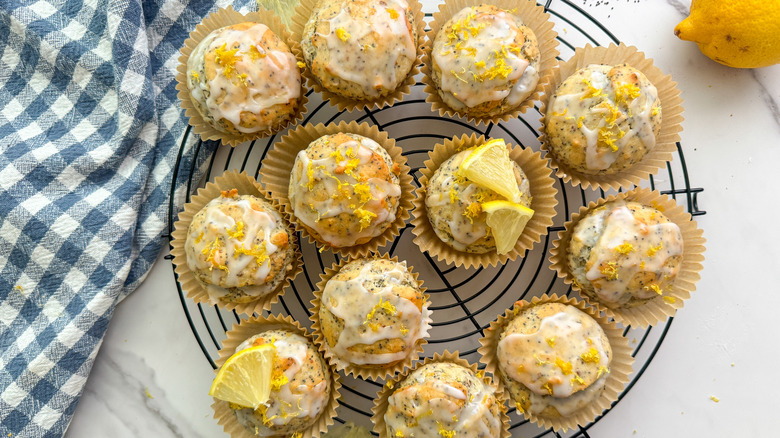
[0,0,252,435]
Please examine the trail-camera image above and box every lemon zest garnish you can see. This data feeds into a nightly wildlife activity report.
[646,283,663,295]
[555,358,573,375]
[534,354,548,366]
[344,158,361,178]
[364,298,397,325]
[296,61,306,69]
[387,7,399,19]
[202,237,228,272]
[336,27,351,42]
[615,82,641,102]
[663,296,677,304]
[600,261,619,280]
[581,347,601,363]
[437,421,456,438]
[571,374,586,386]
[451,69,468,83]
[463,202,482,224]
[647,242,663,256]
[234,242,268,266]
[190,71,199,81]
[577,115,585,128]
[542,382,554,395]
[640,260,646,270]
[396,431,404,437]
[353,182,373,205]
[474,60,486,69]
[400,325,409,336]
[581,79,605,100]
[615,242,634,254]
[195,231,204,244]
[214,43,241,80]
[652,106,660,116]
[552,108,568,117]
[546,337,556,347]
[597,366,610,378]
[248,45,266,61]
[227,221,244,240]
[355,208,377,230]
[305,161,316,190]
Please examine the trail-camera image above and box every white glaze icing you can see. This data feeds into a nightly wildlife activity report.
[321,261,430,366]
[433,6,539,109]
[187,23,301,133]
[318,0,415,97]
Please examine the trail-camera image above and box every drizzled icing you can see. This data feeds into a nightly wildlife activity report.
[548,64,660,171]
[316,0,415,97]
[385,363,502,437]
[321,260,430,366]
[289,135,401,247]
[498,306,609,403]
[580,202,683,304]
[185,194,285,299]
[234,332,329,434]
[187,23,301,133]
[433,5,540,109]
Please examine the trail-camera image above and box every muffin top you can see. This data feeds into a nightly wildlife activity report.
[545,64,661,174]
[187,22,301,134]
[289,133,402,247]
[425,149,531,253]
[385,362,503,438]
[233,329,330,435]
[184,190,293,302]
[569,201,684,307]
[432,5,540,115]
[497,303,611,416]
[303,0,417,99]
[319,258,428,367]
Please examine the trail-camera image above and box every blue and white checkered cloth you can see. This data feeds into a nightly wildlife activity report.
[0,0,254,435]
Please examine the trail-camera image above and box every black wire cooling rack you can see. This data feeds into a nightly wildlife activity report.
[164,1,707,436]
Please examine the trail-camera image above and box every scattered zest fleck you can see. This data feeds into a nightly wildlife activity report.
[710,395,720,403]
[615,242,634,254]
[662,296,677,304]
[296,61,306,69]
[336,27,351,42]
[144,387,154,399]
[386,8,399,19]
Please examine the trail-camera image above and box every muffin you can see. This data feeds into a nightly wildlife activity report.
[186,21,302,136]
[425,148,532,253]
[231,329,331,436]
[383,361,504,437]
[318,257,429,371]
[184,189,294,304]
[288,132,402,248]
[568,200,684,308]
[496,302,612,418]
[301,0,418,100]
[544,63,662,175]
[430,4,541,118]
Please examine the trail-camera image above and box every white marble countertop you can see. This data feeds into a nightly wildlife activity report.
[65,1,780,437]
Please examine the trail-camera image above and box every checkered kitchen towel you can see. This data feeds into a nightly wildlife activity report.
[0,0,255,435]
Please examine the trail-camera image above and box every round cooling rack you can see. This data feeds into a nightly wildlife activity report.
[164,1,707,436]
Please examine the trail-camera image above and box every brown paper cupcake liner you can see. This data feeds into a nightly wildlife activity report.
[410,133,558,268]
[170,170,303,316]
[309,253,432,381]
[421,0,559,125]
[176,6,308,147]
[371,351,510,438]
[289,0,425,112]
[211,314,341,438]
[549,187,706,328]
[538,43,685,190]
[260,120,414,258]
[477,294,634,432]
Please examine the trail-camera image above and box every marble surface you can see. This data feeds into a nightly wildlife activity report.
[66,1,780,437]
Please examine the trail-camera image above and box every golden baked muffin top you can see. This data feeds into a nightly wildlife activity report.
[289,132,401,247]
[545,63,661,174]
[385,362,503,438]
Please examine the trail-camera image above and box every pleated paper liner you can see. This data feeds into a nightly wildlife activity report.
[170,170,303,316]
[309,253,432,381]
[421,0,559,125]
[538,43,685,190]
[211,314,341,438]
[477,294,634,432]
[410,133,558,268]
[175,6,308,147]
[259,120,414,258]
[289,0,425,112]
[371,351,510,438]
[548,187,706,328]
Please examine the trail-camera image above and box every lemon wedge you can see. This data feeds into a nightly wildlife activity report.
[209,344,275,409]
[482,200,534,255]
[459,139,522,203]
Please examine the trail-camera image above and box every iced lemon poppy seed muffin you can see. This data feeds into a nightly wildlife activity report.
[187,22,301,136]
[184,190,294,304]
[289,133,402,248]
[319,258,429,369]
[431,4,541,117]
[425,148,532,253]
[545,63,661,175]
[568,200,683,308]
[232,329,330,436]
[302,0,418,100]
[384,362,503,437]
[497,302,611,418]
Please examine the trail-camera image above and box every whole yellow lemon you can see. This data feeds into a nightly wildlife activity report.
[674,0,780,68]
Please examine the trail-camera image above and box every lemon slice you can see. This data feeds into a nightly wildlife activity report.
[209,344,275,409]
[482,200,534,255]
[459,139,522,203]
